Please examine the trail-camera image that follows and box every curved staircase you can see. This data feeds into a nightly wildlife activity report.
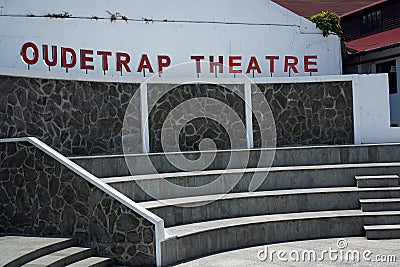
[71,143,400,266]
[357,175,400,240]
[0,236,113,267]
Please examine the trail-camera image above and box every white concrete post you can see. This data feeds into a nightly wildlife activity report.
[244,80,254,149]
[140,83,150,153]
[352,75,361,144]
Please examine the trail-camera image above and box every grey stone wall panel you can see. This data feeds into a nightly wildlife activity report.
[147,83,246,152]
[1,75,354,155]
[253,82,354,147]
[0,75,140,156]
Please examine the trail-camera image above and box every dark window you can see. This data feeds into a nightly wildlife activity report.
[362,16,368,33]
[377,60,398,94]
[383,3,400,30]
[362,10,383,34]
[377,10,382,28]
[342,17,362,42]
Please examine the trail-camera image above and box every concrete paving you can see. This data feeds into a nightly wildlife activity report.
[173,237,400,267]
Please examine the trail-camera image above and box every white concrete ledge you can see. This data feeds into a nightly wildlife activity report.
[360,198,400,203]
[364,224,400,230]
[0,68,355,85]
[355,175,400,180]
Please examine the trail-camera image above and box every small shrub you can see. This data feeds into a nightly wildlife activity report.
[310,11,347,55]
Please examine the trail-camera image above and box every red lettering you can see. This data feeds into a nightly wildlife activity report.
[265,56,279,73]
[42,45,57,67]
[116,52,131,72]
[137,54,154,73]
[304,55,318,73]
[97,51,112,71]
[157,55,171,73]
[61,47,77,68]
[21,42,39,65]
[80,49,94,70]
[246,56,262,74]
[284,56,299,73]
[209,56,224,73]
[229,56,242,73]
[191,55,204,73]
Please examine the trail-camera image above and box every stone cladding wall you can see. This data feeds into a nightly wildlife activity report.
[0,75,140,156]
[147,83,246,152]
[0,141,156,266]
[253,82,354,146]
[1,75,353,155]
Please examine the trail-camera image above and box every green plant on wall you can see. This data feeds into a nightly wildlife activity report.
[310,11,347,56]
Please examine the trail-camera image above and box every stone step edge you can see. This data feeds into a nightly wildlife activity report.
[66,256,113,267]
[364,224,400,231]
[165,210,400,239]
[6,237,77,267]
[67,142,400,160]
[141,187,400,209]
[360,198,400,203]
[355,175,399,180]
[102,162,400,183]
[22,246,94,267]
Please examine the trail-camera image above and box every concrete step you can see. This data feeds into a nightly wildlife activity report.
[104,162,400,201]
[360,198,400,212]
[142,187,400,227]
[356,175,399,188]
[364,224,400,239]
[66,257,114,267]
[22,247,95,267]
[70,143,400,177]
[0,236,77,267]
[161,210,400,266]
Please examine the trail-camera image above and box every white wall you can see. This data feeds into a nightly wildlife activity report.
[353,74,400,144]
[356,58,400,125]
[0,0,341,78]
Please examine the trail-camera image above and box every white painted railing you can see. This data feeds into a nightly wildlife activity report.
[0,137,165,266]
